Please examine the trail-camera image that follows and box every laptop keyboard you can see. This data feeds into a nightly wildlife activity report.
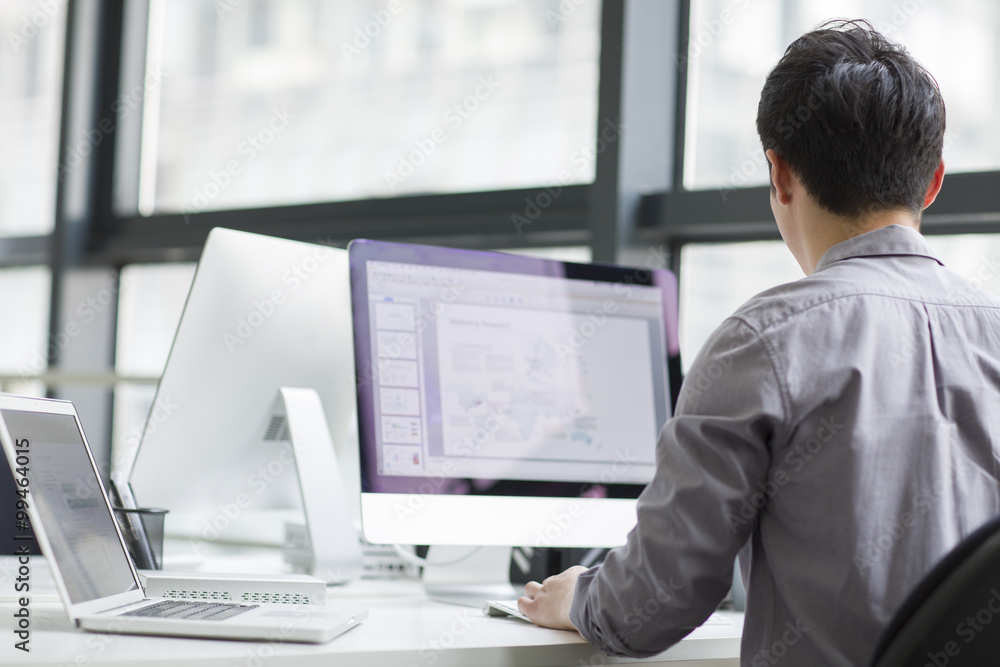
[122,600,259,621]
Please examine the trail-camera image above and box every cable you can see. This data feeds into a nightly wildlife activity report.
[392,544,484,567]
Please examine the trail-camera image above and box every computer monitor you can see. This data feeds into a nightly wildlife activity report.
[349,240,679,562]
[128,228,360,550]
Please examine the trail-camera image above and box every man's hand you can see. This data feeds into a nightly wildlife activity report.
[518,565,588,631]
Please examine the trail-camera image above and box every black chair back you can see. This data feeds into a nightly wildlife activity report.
[870,514,1000,666]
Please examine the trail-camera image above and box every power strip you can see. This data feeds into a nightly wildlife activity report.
[138,571,327,606]
[283,522,420,580]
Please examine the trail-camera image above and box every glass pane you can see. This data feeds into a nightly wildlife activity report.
[137,0,600,216]
[685,0,998,190]
[112,263,196,474]
[0,1,65,236]
[0,266,51,396]
[678,232,1000,374]
[679,240,800,373]
[925,234,1000,298]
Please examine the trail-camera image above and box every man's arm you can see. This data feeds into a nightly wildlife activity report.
[525,316,787,656]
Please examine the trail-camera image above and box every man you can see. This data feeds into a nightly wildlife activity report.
[519,19,1000,666]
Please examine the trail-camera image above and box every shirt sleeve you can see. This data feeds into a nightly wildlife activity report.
[569,316,789,657]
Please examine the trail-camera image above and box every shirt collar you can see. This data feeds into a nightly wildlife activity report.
[814,224,944,272]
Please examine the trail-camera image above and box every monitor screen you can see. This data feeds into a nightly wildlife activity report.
[350,240,679,547]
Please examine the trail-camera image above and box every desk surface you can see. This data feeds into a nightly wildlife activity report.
[0,555,742,667]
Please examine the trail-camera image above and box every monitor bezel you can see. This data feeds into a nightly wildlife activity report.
[348,239,679,547]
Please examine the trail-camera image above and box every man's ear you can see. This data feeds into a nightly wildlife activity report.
[766,149,793,206]
[922,159,945,209]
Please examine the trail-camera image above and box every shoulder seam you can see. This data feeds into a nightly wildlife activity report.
[726,316,791,441]
[740,291,1000,334]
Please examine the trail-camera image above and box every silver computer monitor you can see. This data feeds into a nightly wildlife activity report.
[128,228,359,547]
[349,239,680,552]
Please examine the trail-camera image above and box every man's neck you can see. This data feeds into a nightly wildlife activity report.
[801,209,918,274]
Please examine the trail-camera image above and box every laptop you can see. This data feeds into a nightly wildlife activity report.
[0,394,367,643]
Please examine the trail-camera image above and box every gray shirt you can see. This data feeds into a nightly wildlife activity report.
[570,224,1000,665]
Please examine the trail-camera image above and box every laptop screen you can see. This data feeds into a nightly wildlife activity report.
[1,409,139,604]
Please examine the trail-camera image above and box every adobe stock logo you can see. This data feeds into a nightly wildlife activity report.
[383,76,501,191]
[339,1,405,62]
[181,108,295,223]
[749,620,809,666]
[7,0,66,53]
[726,416,844,533]
[222,241,336,352]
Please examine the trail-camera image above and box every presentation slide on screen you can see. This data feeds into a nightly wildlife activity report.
[374,301,416,331]
[379,387,421,416]
[377,330,417,359]
[433,303,658,463]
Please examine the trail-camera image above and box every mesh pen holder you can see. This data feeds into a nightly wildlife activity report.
[113,507,168,570]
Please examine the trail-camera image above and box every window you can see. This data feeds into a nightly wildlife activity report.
[0,1,65,236]
[130,0,601,216]
[678,240,800,372]
[0,267,52,396]
[678,233,1000,372]
[925,234,1000,297]
[112,262,196,474]
[0,2,63,398]
[684,0,1000,190]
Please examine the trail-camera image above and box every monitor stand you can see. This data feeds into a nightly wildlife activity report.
[274,387,363,584]
[422,545,520,606]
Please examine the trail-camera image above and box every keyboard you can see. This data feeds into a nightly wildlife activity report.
[484,599,531,623]
[122,600,259,621]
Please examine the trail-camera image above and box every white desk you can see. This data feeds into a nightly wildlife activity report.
[0,556,742,666]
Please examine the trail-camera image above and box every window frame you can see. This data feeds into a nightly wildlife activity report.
[6,0,1000,473]
[93,0,606,262]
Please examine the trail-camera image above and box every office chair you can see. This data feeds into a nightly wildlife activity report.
[869,513,1000,666]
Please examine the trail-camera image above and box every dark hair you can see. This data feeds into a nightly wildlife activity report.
[756,19,945,219]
